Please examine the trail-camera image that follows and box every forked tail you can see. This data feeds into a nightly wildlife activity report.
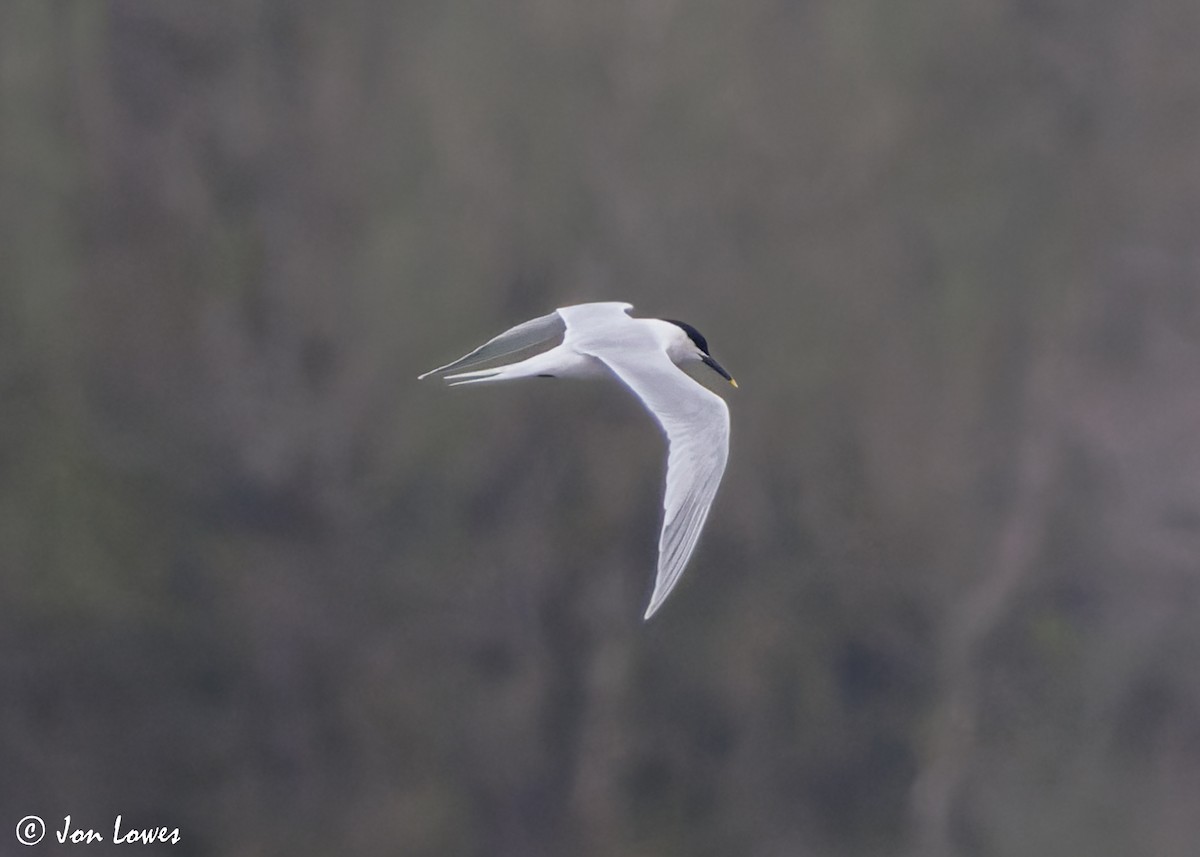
[443,367,507,386]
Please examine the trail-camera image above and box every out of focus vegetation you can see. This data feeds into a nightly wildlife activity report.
[3,1,1199,855]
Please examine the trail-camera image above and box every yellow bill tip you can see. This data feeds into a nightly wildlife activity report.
[729,378,738,388]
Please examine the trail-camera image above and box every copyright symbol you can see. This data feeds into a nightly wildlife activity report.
[16,816,45,846]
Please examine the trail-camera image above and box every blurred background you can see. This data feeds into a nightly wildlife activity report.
[3,1,1199,855]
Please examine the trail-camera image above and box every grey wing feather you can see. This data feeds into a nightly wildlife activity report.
[417,311,566,379]
[586,349,730,619]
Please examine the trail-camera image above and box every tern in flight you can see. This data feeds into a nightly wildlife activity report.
[419,301,736,619]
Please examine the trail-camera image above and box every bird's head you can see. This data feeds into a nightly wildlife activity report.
[662,319,738,388]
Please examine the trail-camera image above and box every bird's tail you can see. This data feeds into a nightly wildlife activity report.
[444,367,507,386]
[437,347,577,386]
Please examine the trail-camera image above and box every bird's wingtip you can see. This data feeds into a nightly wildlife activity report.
[642,594,665,621]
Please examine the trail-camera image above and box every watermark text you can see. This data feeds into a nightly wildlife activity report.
[15,816,180,847]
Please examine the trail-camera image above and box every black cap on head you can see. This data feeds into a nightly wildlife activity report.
[663,318,736,386]
[663,319,710,355]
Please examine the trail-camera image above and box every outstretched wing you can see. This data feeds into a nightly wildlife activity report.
[417,311,566,379]
[556,302,634,332]
[587,347,731,619]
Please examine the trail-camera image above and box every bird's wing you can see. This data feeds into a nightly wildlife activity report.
[417,311,566,379]
[585,346,730,619]
[556,302,634,328]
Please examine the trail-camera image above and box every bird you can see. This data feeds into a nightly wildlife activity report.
[418,301,736,619]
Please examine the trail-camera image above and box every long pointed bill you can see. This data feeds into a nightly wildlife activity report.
[702,355,737,387]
